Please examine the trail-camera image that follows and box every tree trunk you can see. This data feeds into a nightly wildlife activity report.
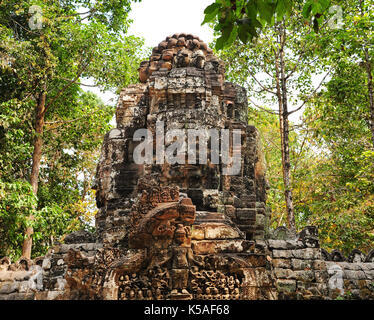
[276,21,296,232]
[22,91,46,259]
[363,48,374,148]
[274,44,285,227]
[359,0,374,147]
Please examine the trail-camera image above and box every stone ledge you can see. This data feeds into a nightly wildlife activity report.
[191,223,243,240]
[192,240,253,254]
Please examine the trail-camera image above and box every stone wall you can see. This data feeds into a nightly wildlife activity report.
[0,257,43,300]
[1,227,373,300]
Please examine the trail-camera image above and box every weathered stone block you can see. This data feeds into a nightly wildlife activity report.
[291,259,313,270]
[203,223,241,239]
[191,240,248,254]
[0,282,18,294]
[244,268,272,287]
[244,254,267,267]
[272,250,292,259]
[255,214,265,227]
[276,279,296,293]
[272,259,292,269]
[343,270,367,280]
[294,270,315,282]
[191,225,205,240]
[313,259,326,270]
[274,268,295,279]
[292,248,321,260]
[268,240,288,249]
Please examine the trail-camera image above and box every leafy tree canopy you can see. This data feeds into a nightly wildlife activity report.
[0,0,145,259]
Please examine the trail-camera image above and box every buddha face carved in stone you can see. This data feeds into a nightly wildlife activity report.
[174,49,191,68]
[191,50,205,69]
[174,223,187,245]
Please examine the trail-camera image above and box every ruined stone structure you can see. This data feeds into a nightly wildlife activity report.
[0,34,373,300]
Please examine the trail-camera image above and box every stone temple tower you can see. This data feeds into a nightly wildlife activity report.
[94,33,269,251]
[91,33,271,299]
[2,34,373,301]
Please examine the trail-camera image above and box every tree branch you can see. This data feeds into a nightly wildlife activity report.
[288,68,332,116]
[44,55,93,116]
[249,98,279,115]
[248,69,277,95]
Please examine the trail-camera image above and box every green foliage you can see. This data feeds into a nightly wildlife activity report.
[0,180,36,259]
[212,0,374,254]
[0,0,145,259]
[202,0,333,49]
[294,0,374,254]
[0,91,115,260]
[299,62,374,254]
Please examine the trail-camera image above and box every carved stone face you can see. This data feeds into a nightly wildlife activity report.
[160,190,170,202]
[174,224,186,244]
[192,50,205,69]
[175,49,191,68]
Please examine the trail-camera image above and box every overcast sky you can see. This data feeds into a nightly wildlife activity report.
[81,0,314,124]
[82,0,215,109]
[128,0,214,48]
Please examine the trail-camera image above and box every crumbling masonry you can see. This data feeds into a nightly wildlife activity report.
[0,34,373,300]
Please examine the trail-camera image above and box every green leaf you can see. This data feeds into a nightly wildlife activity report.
[302,0,313,18]
[204,2,220,14]
[227,25,239,46]
[246,0,258,20]
[238,23,250,43]
[275,0,287,19]
[258,0,276,24]
[202,2,220,25]
[215,23,234,49]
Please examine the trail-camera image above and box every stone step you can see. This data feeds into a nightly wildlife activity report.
[191,239,256,255]
[195,211,225,223]
[191,222,245,240]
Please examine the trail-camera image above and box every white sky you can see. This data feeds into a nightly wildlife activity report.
[81,0,215,120]
[81,1,326,125]
[127,0,214,48]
